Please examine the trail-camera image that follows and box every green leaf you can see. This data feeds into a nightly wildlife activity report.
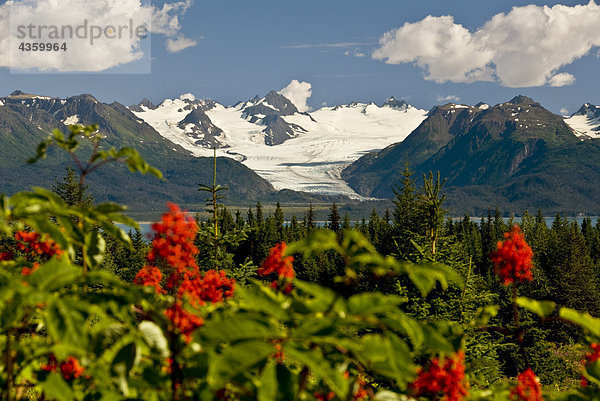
[138,322,169,358]
[275,364,297,401]
[286,230,341,257]
[112,342,140,395]
[257,362,278,401]
[380,310,424,351]
[559,307,600,336]
[84,231,106,269]
[348,292,405,315]
[207,340,274,388]
[236,285,291,322]
[469,305,500,328]
[285,346,348,399]
[356,333,414,385]
[517,297,556,318]
[28,257,80,291]
[45,298,89,348]
[405,262,463,297]
[39,372,74,401]
[200,314,281,344]
[293,280,339,313]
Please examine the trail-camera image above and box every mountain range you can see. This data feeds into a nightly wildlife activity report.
[343,96,600,214]
[1,88,599,214]
[0,90,343,212]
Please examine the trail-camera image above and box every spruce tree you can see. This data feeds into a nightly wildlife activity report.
[328,202,341,232]
[52,166,94,207]
[307,203,316,231]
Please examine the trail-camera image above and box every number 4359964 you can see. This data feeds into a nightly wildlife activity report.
[18,43,67,52]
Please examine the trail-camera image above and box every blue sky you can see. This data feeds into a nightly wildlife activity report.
[0,0,598,114]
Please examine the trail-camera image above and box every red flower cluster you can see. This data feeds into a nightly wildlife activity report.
[12,231,63,275]
[0,252,12,261]
[258,242,294,293]
[585,343,600,364]
[490,226,534,285]
[15,231,63,258]
[510,368,543,401]
[581,343,600,387]
[314,391,335,401]
[146,202,200,289]
[134,203,235,343]
[41,355,85,380]
[353,375,369,401]
[134,265,164,294]
[411,351,469,401]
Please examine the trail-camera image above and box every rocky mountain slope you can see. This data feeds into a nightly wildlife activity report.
[131,92,428,197]
[342,96,600,214]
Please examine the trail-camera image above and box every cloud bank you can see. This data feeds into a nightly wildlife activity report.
[0,0,197,72]
[373,1,600,87]
[279,80,312,112]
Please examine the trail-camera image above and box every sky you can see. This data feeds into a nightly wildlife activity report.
[0,0,599,114]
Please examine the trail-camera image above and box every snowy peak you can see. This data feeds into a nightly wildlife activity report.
[573,103,600,118]
[177,108,226,148]
[382,96,409,111]
[129,98,157,112]
[565,103,600,139]
[508,95,537,106]
[243,90,299,118]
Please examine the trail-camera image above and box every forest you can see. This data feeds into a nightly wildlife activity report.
[1,125,600,400]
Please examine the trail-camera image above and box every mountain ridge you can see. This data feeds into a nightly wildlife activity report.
[342,96,600,214]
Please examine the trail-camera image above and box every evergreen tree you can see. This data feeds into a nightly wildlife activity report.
[328,202,341,232]
[307,203,316,231]
[342,212,351,231]
[274,202,285,238]
[255,202,264,227]
[52,166,94,206]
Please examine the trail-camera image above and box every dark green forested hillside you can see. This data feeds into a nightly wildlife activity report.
[342,96,600,215]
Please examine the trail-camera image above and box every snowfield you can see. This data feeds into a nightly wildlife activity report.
[564,114,600,139]
[133,97,428,199]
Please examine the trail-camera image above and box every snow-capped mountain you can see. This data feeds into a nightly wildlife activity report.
[564,103,600,139]
[131,92,428,198]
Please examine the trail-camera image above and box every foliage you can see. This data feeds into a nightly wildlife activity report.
[1,125,600,400]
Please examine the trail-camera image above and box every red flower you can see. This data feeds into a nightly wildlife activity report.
[15,231,62,259]
[135,203,235,342]
[179,269,235,305]
[134,265,164,294]
[510,368,543,401]
[581,343,600,387]
[147,203,199,286]
[314,391,335,401]
[585,343,600,364]
[41,354,58,372]
[60,356,85,380]
[42,355,84,380]
[490,226,533,285]
[353,375,369,401]
[259,243,294,292]
[0,252,13,261]
[164,301,204,343]
[411,351,469,401]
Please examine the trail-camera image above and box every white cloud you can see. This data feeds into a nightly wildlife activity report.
[549,73,576,87]
[279,80,312,112]
[345,49,366,58]
[437,94,461,103]
[0,0,197,72]
[560,107,569,115]
[166,35,197,53]
[179,93,196,101]
[373,1,600,87]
